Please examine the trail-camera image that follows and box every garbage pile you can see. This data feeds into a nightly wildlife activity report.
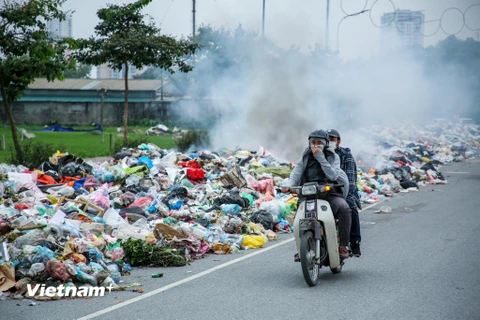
[353,123,480,203]
[0,123,478,300]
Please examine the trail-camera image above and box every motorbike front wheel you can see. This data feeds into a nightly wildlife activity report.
[300,230,319,286]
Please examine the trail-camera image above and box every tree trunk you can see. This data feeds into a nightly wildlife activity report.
[123,61,129,148]
[0,83,23,163]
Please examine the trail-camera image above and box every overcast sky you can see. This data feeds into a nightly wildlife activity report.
[64,0,480,60]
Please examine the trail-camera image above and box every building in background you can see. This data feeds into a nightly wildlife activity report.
[96,63,140,79]
[381,9,425,49]
[47,16,73,39]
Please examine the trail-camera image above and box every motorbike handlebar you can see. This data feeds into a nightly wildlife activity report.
[285,183,344,194]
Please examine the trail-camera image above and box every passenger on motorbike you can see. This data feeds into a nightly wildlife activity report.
[327,128,363,257]
[281,129,352,259]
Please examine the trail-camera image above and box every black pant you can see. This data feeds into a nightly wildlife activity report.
[350,207,361,244]
[328,193,351,247]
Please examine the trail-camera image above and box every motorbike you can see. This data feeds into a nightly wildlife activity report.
[292,182,345,286]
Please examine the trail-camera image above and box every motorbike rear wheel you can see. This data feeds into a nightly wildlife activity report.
[300,230,319,286]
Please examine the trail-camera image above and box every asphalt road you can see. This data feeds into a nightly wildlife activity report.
[2,160,480,320]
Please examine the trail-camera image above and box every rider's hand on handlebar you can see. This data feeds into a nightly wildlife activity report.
[281,186,290,193]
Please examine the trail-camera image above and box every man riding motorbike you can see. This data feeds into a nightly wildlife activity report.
[327,128,363,257]
[281,129,352,259]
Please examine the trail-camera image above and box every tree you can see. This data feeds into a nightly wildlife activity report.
[0,0,76,163]
[76,0,198,147]
[64,63,92,79]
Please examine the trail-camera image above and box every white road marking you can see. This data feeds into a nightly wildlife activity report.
[77,237,295,320]
[445,171,470,174]
[361,201,384,211]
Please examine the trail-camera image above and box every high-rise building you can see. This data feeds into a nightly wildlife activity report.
[381,9,425,48]
[96,63,139,79]
[47,16,73,40]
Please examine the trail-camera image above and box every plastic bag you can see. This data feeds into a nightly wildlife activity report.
[76,262,92,274]
[259,200,280,221]
[250,210,274,230]
[127,196,154,209]
[222,204,241,216]
[103,208,126,228]
[111,247,125,261]
[106,264,121,284]
[168,198,183,210]
[154,151,176,169]
[32,246,55,264]
[243,235,267,249]
[126,174,142,186]
[46,259,70,281]
[27,263,45,278]
[74,266,98,286]
[138,156,153,169]
[88,262,104,273]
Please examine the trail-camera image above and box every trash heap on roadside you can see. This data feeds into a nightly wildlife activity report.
[0,123,478,299]
[353,123,479,203]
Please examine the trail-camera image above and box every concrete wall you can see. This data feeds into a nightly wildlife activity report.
[0,101,174,126]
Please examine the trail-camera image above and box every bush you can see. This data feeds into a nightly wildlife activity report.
[8,140,66,170]
[176,129,210,152]
[111,136,151,156]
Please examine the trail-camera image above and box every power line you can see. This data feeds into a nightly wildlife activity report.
[340,0,368,16]
[159,0,176,26]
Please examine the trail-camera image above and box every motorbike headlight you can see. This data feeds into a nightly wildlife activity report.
[302,185,317,196]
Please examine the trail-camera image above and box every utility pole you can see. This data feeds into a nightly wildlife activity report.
[262,0,266,39]
[326,0,330,50]
[100,88,105,129]
[160,70,164,101]
[100,88,106,143]
[192,0,196,41]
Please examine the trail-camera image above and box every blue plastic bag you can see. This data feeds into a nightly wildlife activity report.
[169,199,183,210]
[32,246,55,264]
[222,204,241,216]
[138,156,153,169]
[73,178,86,190]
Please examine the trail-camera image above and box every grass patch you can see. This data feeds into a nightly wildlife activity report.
[0,125,176,165]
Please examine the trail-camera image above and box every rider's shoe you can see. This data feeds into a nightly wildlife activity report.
[339,246,349,259]
[350,243,361,257]
[294,253,301,262]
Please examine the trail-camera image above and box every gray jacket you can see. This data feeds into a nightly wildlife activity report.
[286,145,350,199]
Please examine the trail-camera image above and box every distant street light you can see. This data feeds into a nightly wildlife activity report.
[336,9,370,53]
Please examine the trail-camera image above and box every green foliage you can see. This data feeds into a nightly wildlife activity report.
[0,0,76,104]
[75,0,198,147]
[0,0,77,164]
[121,238,187,267]
[111,135,151,155]
[176,129,210,153]
[8,140,66,170]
